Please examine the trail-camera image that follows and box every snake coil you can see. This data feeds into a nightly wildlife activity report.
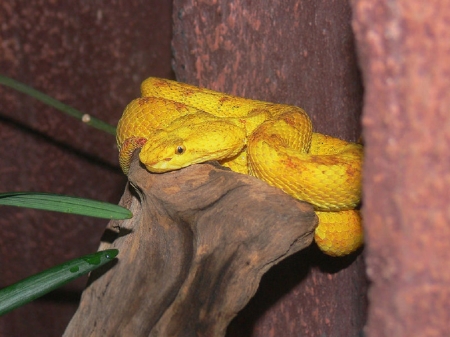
[117,77,364,256]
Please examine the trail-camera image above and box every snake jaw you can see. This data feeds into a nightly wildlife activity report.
[140,144,246,173]
[138,121,247,173]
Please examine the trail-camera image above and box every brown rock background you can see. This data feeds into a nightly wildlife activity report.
[0,1,369,336]
[4,0,448,336]
[0,1,173,336]
[171,1,367,336]
[352,1,450,336]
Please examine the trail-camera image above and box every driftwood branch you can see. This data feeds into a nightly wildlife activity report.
[64,151,317,337]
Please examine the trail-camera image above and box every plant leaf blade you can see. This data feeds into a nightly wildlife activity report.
[0,249,119,316]
[0,192,132,219]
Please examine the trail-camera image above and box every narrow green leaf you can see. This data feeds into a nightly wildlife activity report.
[0,74,117,135]
[0,192,132,220]
[0,249,119,316]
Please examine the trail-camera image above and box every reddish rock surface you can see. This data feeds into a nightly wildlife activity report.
[0,1,172,336]
[352,1,450,336]
[0,0,416,335]
[172,1,367,336]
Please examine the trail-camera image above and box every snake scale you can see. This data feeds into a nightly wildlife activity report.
[117,77,364,257]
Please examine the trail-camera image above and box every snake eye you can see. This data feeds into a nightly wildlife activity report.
[175,145,185,155]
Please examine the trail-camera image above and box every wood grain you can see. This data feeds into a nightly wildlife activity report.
[64,152,316,336]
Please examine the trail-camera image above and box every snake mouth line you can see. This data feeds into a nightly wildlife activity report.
[146,151,234,172]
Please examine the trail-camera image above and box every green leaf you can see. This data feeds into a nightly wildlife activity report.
[0,192,132,220]
[0,249,119,316]
[0,74,117,135]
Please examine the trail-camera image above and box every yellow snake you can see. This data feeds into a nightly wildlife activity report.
[117,77,364,257]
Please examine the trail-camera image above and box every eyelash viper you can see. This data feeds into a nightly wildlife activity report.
[117,77,364,257]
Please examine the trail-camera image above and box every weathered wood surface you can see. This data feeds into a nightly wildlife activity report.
[63,152,316,336]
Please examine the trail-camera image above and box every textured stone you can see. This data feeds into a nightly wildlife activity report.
[352,0,450,336]
[0,1,172,336]
[172,1,367,336]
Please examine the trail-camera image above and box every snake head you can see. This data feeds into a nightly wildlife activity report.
[139,121,246,173]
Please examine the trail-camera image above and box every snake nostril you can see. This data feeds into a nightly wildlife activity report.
[163,157,172,162]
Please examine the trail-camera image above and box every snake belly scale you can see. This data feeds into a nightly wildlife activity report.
[117,77,364,257]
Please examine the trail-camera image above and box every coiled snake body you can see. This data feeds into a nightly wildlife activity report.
[117,77,363,256]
